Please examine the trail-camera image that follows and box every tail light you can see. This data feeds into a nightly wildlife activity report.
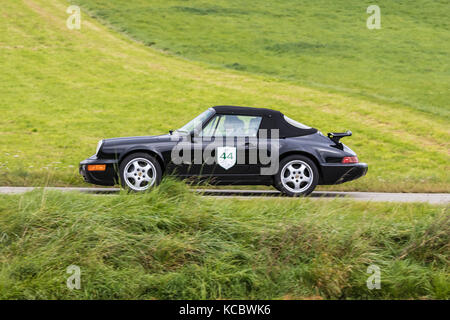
[342,156,358,164]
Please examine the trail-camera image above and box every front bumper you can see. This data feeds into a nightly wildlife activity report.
[319,162,368,185]
[79,156,118,186]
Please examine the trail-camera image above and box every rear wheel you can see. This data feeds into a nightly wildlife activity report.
[274,155,319,197]
[119,153,162,192]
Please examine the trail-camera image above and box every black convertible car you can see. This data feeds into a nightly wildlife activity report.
[80,106,367,196]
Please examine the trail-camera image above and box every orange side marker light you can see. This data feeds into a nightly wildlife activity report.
[87,164,106,171]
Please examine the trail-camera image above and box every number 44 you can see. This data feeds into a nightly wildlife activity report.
[220,153,233,160]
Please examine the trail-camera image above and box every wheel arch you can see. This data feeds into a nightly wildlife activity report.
[119,148,165,172]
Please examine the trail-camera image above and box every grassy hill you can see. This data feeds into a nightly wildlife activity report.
[0,0,448,192]
[73,0,450,119]
[0,183,448,299]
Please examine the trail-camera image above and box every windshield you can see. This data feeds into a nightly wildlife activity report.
[176,108,215,134]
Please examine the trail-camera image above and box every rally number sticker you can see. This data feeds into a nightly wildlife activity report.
[217,146,236,170]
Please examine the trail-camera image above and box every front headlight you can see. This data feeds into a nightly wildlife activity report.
[95,140,103,156]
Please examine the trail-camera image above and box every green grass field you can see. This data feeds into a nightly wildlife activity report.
[0,1,449,300]
[73,0,450,119]
[0,182,448,299]
[0,0,449,192]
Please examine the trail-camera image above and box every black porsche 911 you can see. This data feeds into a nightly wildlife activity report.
[79,106,367,196]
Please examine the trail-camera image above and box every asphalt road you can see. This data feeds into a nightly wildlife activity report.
[0,187,449,204]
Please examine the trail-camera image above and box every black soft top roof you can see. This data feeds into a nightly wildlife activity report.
[212,105,280,117]
[212,105,317,137]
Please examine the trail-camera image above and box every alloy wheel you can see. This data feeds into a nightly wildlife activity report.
[123,158,157,191]
[280,160,313,194]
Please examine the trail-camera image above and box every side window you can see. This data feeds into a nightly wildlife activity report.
[214,115,262,137]
[200,115,221,137]
[284,115,311,129]
[245,116,262,137]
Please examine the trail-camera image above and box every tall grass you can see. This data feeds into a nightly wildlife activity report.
[0,179,448,299]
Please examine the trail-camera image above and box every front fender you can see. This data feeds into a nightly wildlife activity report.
[118,145,165,166]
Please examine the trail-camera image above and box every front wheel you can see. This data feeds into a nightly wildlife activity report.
[119,153,162,192]
[274,155,319,197]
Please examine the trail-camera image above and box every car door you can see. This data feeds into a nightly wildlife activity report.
[190,114,262,177]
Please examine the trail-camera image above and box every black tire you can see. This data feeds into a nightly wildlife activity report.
[273,182,283,192]
[119,153,162,192]
[274,155,319,197]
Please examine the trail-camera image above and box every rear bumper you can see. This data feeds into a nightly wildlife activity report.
[319,162,368,185]
[79,156,118,186]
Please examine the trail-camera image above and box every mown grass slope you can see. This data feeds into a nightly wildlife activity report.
[74,0,450,118]
[0,0,448,192]
[0,181,448,299]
